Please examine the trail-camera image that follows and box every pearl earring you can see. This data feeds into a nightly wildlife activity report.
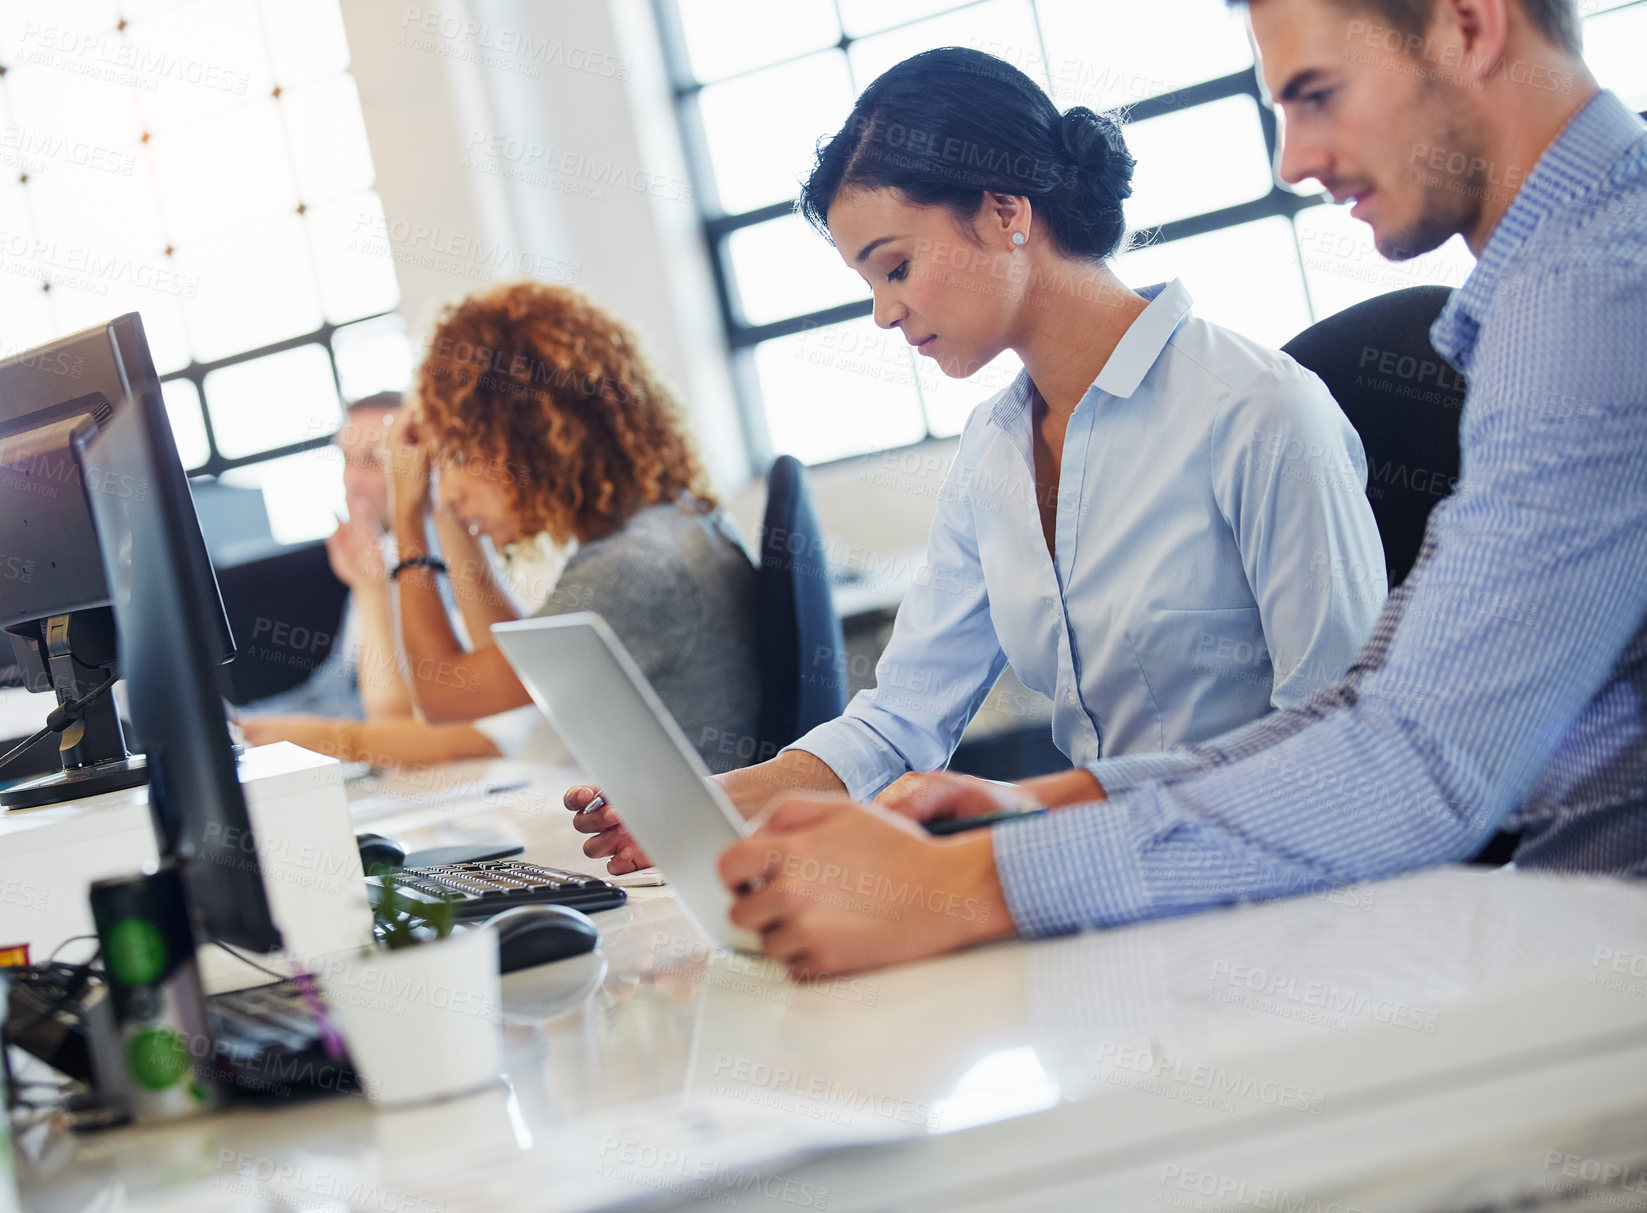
[1011,232,1026,247]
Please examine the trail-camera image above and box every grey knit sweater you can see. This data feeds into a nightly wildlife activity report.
[534,500,761,773]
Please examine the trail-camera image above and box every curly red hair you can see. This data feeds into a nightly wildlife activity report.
[413,280,714,545]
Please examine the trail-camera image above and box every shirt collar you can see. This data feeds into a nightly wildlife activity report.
[990,278,1194,430]
[1432,90,1645,369]
[1096,278,1195,397]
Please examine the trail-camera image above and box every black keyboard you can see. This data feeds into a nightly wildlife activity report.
[205,980,361,1102]
[364,859,627,919]
[4,964,358,1106]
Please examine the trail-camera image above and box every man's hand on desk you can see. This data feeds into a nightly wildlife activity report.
[876,767,1106,823]
[240,714,365,758]
[718,795,1016,978]
[240,714,320,749]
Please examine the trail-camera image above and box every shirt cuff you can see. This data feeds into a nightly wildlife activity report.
[784,716,908,802]
[1084,748,1208,796]
[991,797,1150,937]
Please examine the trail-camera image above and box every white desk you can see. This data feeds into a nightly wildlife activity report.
[14,758,1647,1212]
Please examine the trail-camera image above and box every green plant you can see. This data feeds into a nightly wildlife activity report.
[372,876,456,951]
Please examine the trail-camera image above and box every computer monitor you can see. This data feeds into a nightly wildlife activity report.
[0,314,234,810]
[74,384,281,954]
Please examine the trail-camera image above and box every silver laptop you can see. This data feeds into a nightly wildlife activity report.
[490,613,759,953]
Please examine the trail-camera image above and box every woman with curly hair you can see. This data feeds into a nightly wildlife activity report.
[383,279,760,772]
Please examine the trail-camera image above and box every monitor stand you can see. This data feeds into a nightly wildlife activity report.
[1,611,148,810]
[1,753,148,810]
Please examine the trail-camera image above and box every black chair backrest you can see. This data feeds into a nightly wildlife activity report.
[756,455,847,758]
[1282,285,1466,588]
[214,540,351,704]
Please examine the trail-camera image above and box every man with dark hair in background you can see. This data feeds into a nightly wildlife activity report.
[701,0,1647,976]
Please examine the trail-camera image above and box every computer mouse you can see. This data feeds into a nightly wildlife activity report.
[488,904,599,973]
[355,832,406,875]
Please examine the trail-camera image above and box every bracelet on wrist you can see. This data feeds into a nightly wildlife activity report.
[391,555,448,580]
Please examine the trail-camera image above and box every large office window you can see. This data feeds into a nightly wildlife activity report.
[658,0,1647,467]
[0,0,409,543]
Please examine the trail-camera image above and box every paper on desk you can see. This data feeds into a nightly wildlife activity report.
[346,782,485,825]
[346,776,536,826]
[391,1092,916,1212]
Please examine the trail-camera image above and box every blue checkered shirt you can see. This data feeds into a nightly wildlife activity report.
[994,91,1647,936]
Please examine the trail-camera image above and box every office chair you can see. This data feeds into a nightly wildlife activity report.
[1282,285,1465,589]
[215,540,351,703]
[1286,286,1524,865]
[756,455,848,758]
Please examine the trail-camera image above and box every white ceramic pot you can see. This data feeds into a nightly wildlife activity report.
[319,923,503,1106]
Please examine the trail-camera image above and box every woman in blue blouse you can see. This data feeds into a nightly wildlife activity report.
[570,47,1387,867]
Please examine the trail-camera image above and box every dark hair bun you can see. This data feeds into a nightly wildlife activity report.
[1057,107,1135,207]
[800,47,1136,261]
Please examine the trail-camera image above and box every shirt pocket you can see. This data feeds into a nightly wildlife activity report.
[1123,605,1272,750]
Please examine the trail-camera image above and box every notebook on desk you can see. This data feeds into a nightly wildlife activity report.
[491,613,760,954]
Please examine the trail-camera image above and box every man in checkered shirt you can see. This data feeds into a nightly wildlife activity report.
[704,0,1647,975]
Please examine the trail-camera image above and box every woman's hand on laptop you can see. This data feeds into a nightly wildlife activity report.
[565,785,654,873]
[718,794,1017,978]
[566,752,855,876]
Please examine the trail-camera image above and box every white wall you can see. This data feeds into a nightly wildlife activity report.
[339,0,749,490]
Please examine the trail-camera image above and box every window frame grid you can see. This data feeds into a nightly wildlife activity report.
[158,307,399,478]
[0,3,399,485]
[653,0,1334,469]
